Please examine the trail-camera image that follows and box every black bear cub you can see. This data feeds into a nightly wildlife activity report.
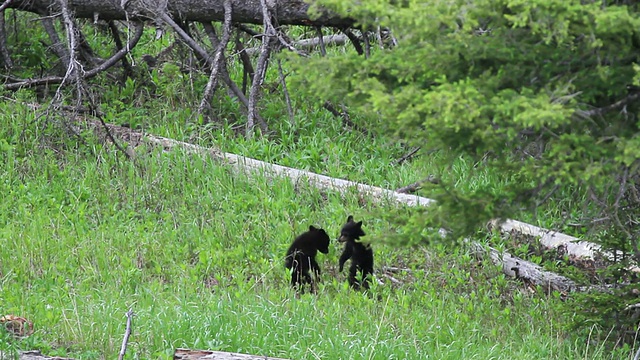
[338,216,374,290]
[285,225,330,293]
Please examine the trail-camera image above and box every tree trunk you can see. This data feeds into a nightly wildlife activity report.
[7,0,354,27]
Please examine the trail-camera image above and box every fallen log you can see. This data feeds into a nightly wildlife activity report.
[469,243,615,294]
[7,0,354,27]
[174,348,289,360]
[0,351,74,360]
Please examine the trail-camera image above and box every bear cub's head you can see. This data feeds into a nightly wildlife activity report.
[308,225,330,254]
[338,215,365,243]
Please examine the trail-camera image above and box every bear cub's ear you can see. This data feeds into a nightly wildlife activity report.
[347,215,354,222]
[309,225,318,231]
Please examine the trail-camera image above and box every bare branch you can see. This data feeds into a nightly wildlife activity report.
[4,21,143,90]
[315,26,326,56]
[0,9,11,68]
[322,101,371,136]
[163,12,267,130]
[576,92,640,118]
[395,146,421,165]
[277,58,294,123]
[41,16,70,69]
[341,28,363,55]
[395,176,439,194]
[242,34,347,56]
[107,20,133,76]
[198,0,233,117]
[247,0,276,136]
[117,309,135,360]
[234,34,255,94]
[0,0,13,12]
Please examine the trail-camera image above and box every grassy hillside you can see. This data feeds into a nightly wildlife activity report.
[0,96,628,359]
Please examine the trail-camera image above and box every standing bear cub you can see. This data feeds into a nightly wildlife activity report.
[285,225,330,293]
[338,216,374,290]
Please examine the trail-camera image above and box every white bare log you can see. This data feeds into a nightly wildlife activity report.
[145,134,436,208]
[174,348,289,360]
[469,243,578,293]
[0,351,74,360]
[491,219,599,258]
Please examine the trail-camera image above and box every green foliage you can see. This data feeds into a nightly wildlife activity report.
[298,0,640,344]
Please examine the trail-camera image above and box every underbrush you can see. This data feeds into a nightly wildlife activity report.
[0,101,631,359]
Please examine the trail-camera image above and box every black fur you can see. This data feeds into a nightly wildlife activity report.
[285,225,330,293]
[338,216,373,290]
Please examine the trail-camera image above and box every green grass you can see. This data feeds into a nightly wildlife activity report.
[0,99,633,359]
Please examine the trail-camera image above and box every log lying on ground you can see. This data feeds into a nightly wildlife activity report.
[470,243,577,293]
[7,0,354,27]
[491,219,598,258]
[0,351,74,360]
[469,243,615,294]
[174,348,289,360]
[143,131,436,208]
[94,122,615,291]
[492,219,640,272]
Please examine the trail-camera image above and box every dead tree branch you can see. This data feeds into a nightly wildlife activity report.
[0,0,13,12]
[163,13,267,130]
[322,101,371,137]
[107,20,133,77]
[4,21,143,90]
[198,0,233,118]
[576,92,640,118]
[395,176,439,194]
[395,146,421,165]
[0,8,11,68]
[341,28,363,55]
[247,0,276,136]
[277,58,294,122]
[118,309,135,360]
[234,34,255,94]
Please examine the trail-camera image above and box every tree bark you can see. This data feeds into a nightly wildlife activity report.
[7,0,354,27]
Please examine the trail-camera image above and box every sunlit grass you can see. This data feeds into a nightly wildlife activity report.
[0,98,631,359]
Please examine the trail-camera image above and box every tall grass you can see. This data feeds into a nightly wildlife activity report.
[0,98,630,359]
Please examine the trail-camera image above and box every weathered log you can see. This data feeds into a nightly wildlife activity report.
[7,0,354,27]
[174,348,289,360]
[0,350,74,360]
[469,243,578,293]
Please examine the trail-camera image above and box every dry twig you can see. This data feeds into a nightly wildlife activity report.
[118,309,135,360]
[322,101,371,136]
[395,176,439,194]
[395,146,421,165]
[277,58,294,122]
